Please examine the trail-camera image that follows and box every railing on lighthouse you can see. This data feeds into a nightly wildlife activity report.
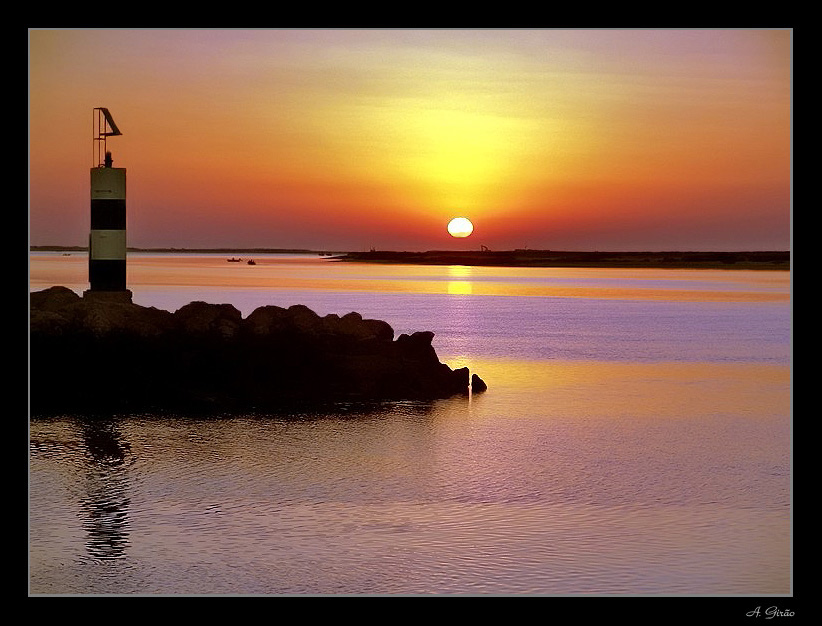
[85,107,131,302]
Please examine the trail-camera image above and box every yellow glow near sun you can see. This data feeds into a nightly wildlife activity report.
[403,105,534,212]
[447,217,474,237]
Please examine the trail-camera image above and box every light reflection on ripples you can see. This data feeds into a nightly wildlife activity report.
[30,375,790,595]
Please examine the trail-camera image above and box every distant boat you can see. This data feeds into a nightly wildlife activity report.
[247,259,256,265]
[227,257,242,262]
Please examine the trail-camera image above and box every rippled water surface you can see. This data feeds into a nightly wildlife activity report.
[29,253,791,595]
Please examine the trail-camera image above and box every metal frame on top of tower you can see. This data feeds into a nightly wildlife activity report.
[93,107,122,167]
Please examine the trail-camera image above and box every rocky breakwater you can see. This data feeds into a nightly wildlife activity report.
[30,286,486,414]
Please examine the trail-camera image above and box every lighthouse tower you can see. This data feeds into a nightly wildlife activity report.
[84,107,131,303]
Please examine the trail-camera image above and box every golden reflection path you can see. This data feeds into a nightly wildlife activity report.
[441,358,791,422]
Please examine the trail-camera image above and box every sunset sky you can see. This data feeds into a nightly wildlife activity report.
[28,29,791,251]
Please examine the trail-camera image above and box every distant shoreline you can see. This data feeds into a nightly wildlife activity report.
[30,246,790,270]
[334,250,790,270]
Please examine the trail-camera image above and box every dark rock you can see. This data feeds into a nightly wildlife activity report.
[30,309,71,336]
[471,373,488,393]
[30,286,175,338]
[395,331,437,361]
[242,305,290,336]
[29,287,485,414]
[30,285,81,311]
[335,311,394,343]
[286,304,323,334]
[175,301,242,339]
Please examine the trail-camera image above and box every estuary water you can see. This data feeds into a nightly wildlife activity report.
[28,252,792,596]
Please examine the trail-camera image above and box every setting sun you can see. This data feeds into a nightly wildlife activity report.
[447,217,474,238]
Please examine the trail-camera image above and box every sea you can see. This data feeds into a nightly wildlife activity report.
[28,251,792,597]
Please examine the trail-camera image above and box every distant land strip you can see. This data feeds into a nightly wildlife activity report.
[30,247,789,270]
[334,250,790,270]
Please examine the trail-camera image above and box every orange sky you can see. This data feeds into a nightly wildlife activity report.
[28,29,791,251]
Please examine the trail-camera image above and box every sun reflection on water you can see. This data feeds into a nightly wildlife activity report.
[446,265,474,295]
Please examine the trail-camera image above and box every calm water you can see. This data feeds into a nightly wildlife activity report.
[29,252,791,595]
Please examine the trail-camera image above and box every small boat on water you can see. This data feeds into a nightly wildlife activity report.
[247,259,256,265]
[227,257,242,262]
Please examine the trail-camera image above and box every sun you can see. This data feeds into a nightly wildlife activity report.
[447,217,474,238]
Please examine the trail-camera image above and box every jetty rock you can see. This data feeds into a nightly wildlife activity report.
[29,286,486,414]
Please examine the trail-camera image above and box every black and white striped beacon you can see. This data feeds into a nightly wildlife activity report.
[86,107,131,302]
